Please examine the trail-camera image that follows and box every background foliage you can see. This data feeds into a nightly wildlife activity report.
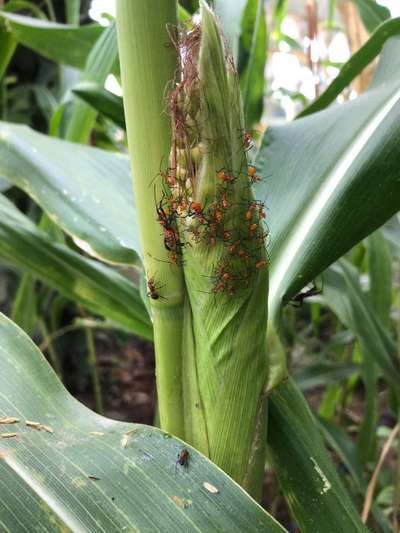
[0,0,399,531]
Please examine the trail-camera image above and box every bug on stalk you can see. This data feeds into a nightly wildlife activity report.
[217,168,236,184]
[149,156,177,189]
[146,276,165,300]
[238,128,257,152]
[247,165,262,184]
[155,190,175,229]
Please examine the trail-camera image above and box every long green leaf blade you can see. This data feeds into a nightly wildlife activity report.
[0,313,285,532]
[66,22,119,143]
[238,0,267,127]
[365,229,392,327]
[0,12,105,70]
[268,379,367,533]
[256,36,400,317]
[323,261,400,390]
[0,121,139,264]
[0,194,151,339]
[72,82,125,129]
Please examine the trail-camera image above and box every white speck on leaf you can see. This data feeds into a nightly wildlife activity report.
[203,481,219,494]
[310,457,331,494]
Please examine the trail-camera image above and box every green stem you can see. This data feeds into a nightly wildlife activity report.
[116,0,185,438]
[84,327,103,415]
[38,318,63,379]
[65,22,118,143]
[43,0,56,22]
[242,0,264,120]
[65,0,80,25]
[0,26,16,82]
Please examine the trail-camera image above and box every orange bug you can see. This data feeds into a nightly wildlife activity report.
[228,240,241,254]
[217,168,236,184]
[147,276,165,300]
[220,191,231,209]
[255,259,268,269]
[247,165,261,184]
[214,209,223,222]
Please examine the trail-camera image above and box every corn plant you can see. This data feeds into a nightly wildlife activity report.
[0,0,399,531]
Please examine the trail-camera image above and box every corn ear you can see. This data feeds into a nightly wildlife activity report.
[166,1,270,496]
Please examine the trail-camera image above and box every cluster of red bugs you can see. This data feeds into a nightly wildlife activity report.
[150,142,269,298]
[146,26,268,299]
[205,164,269,296]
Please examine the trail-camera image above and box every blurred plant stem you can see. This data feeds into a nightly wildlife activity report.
[84,327,103,415]
[38,318,63,379]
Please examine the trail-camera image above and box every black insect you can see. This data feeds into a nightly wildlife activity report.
[175,448,189,472]
[288,280,323,307]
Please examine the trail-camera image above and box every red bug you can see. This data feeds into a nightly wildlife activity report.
[147,276,165,300]
[255,259,268,270]
[217,168,236,184]
[247,165,262,184]
[187,201,204,218]
[220,191,231,210]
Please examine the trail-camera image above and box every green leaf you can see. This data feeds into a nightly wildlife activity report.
[0,20,17,80]
[0,194,152,340]
[65,22,119,143]
[178,4,191,21]
[72,82,125,129]
[213,0,248,61]
[351,0,390,33]
[322,258,398,462]
[383,213,400,258]
[299,18,400,118]
[3,0,48,19]
[293,360,359,391]
[365,229,392,327]
[256,36,400,318]
[0,12,106,71]
[318,417,364,490]
[318,417,392,532]
[268,379,368,533]
[272,0,287,38]
[357,345,377,465]
[323,260,399,391]
[238,0,267,127]
[10,274,37,336]
[0,313,285,532]
[0,121,140,264]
